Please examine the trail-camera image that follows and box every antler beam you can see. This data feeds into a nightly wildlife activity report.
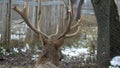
[58,0,82,39]
[13,0,49,39]
[49,24,59,38]
[57,0,72,39]
[65,19,82,38]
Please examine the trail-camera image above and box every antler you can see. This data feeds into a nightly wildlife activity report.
[49,24,59,38]
[65,19,82,38]
[13,0,49,40]
[58,0,82,39]
[13,0,82,43]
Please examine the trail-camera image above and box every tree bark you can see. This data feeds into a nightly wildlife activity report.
[91,0,110,67]
[76,0,84,21]
[110,0,120,58]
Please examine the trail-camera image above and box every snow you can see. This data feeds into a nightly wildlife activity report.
[1,45,120,67]
[13,48,19,53]
[11,19,27,40]
[61,47,89,57]
[13,43,30,53]
[0,34,1,39]
[0,47,6,55]
[31,55,39,61]
[11,34,26,40]
[11,35,20,40]
[21,43,30,52]
[110,56,120,66]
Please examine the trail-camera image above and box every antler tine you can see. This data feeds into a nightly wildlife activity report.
[62,0,68,8]
[13,0,49,39]
[62,0,72,13]
[65,26,81,38]
[68,0,72,12]
[65,19,83,38]
[22,0,29,17]
[49,24,59,38]
[57,0,73,39]
[57,0,83,39]
[36,0,42,31]
[71,18,82,29]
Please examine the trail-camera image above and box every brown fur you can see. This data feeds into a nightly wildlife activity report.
[35,62,59,68]
[13,0,82,68]
[36,40,60,66]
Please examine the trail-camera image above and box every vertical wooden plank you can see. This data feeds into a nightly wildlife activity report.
[7,0,12,45]
[40,0,64,35]
[3,0,8,43]
[0,2,3,40]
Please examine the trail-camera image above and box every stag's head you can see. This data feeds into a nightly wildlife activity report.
[13,0,82,67]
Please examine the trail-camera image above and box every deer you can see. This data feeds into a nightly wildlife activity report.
[12,0,82,68]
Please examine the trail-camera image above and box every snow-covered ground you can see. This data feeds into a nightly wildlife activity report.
[0,34,1,40]
[0,43,120,67]
[109,56,120,67]
[11,34,26,40]
[13,46,120,67]
[11,19,27,40]
[61,47,89,57]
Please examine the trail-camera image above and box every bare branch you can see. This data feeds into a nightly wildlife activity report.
[18,20,24,24]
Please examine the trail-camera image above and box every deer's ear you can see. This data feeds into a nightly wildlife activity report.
[54,38,64,50]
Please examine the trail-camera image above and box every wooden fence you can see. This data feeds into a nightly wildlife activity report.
[0,0,98,43]
[0,0,65,42]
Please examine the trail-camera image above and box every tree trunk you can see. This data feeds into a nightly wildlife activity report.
[110,0,120,58]
[91,0,110,67]
[76,0,84,21]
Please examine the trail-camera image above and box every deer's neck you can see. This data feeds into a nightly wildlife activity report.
[36,45,60,67]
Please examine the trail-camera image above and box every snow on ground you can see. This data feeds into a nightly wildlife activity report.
[110,56,120,67]
[61,47,89,57]
[1,44,120,67]
[32,55,39,61]
[11,35,20,40]
[21,43,30,52]
[11,34,26,40]
[0,34,1,39]
[13,48,19,53]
